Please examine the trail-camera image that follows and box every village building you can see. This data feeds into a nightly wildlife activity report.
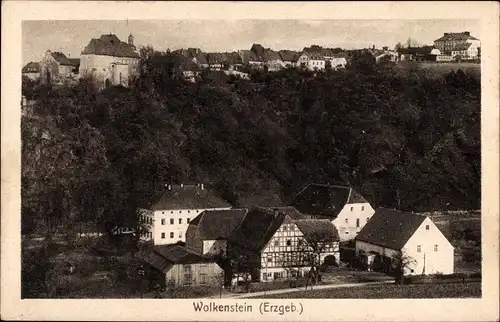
[297,52,326,71]
[397,46,441,62]
[142,244,224,287]
[261,49,285,72]
[355,208,454,276]
[185,208,248,257]
[22,62,41,81]
[138,183,231,245]
[239,49,263,69]
[291,183,375,241]
[279,50,300,68]
[79,34,139,89]
[433,31,480,55]
[39,50,80,85]
[225,207,339,282]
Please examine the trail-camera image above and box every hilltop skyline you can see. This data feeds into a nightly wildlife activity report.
[23,19,480,65]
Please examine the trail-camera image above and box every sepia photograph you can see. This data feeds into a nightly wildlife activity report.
[2,1,499,321]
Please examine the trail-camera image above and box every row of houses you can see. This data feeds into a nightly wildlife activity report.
[136,183,454,288]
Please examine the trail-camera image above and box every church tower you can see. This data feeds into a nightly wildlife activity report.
[128,33,134,47]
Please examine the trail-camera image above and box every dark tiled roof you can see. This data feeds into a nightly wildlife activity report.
[355,208,427,250]
[239,50,260,63]
[154,244,215,264]
[195,52,208,65]
[398,46,436,55]
[142,250,173,273]
[262,49,282,62]
[263,206,306,220]
[434,32,479,42]
[226,52,243,65]
[188,209,248,240]
[207,52,228,65]
[50,52,80,66]
[228,207,287,252]
[452,43,473,51]
[279,50,300,62]
[305,52,324,60]
[292,184,368,218]
[295,219,340,242]
[148,184,231,210]
[81,34,139,58]
[22,61,40,73]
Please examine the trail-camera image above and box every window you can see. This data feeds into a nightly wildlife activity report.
[179,232,182,238]
[267,256,272,263]
[171,211,173,214]
[179,218,182,224]
[286,240,291,246]
[417,245,421,252]
[162,211,165,214]
[161,219,165,225]
[274,240,280,247]
[188,210,190,213]
[361,206,365,211]
[356,218,360,228]
[367,217,370,222]
[187,218,190,224]
[350,207,354,211]
[161,232,165,239]
[170,218,174,225]
[345,231,349,235]
[425,225,430,230]
[179,211,182,214]
[345,218,348,224]
[434,245,438,252]
[200,273,207,284]
[170,232,174,238]
[283,225,287,231]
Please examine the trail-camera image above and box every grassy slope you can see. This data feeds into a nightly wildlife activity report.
[258,282,481,299]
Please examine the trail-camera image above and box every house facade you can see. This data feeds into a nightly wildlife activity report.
[355,208,454,276]
[79,34,139,88]
[297,52,326,71]
[22,62,41,81]
[142,244,224,287]
[138,183,231,245]
[39,50,80,85]
[433,31,480,54]
[292,183,375,241]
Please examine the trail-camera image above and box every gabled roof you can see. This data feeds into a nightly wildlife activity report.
[22,61,40,73]
[262,49,282,62]
[50,52,80,66]
[279,50,301,62]
[195,52,208,65]
[302,52,324,60]
[295,219,340,242]
[239,50,260,63]
[262,206,306,221]
[228,207,287,252]
[188,209,248,240]
[81,34,139,58]
[355,208,427,250]
[434,32,479,42]
[292,183,368,218]
[148,184,231,211]
[153,244,214,264]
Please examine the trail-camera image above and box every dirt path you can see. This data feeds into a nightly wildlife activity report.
[205,280,395,299]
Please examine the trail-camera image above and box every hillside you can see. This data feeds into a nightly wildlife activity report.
[21,64,481,234]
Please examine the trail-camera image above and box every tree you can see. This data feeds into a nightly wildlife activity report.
[300,226,339,285]
[394,42,403,52]
[391,250,417,284]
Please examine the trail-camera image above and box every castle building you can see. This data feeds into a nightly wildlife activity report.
[79,34,139,88]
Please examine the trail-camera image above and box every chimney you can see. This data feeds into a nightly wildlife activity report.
[444,33,449,36]
[128,34,134,46]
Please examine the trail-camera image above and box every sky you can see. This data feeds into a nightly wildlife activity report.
[22,19,480,65]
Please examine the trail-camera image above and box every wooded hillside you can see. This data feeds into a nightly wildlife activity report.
[21,61,481,235]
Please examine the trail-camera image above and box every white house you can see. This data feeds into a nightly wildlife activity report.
[297,52,326,71]
[328,57,348,69]
[39,50,80,85]
[355,208,454,275]
[138,183,231,245]
[292,183,375,241]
